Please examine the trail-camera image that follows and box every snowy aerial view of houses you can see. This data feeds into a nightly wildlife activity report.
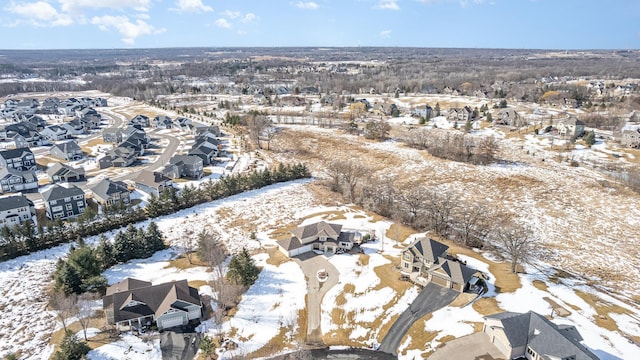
[1,4,640,359]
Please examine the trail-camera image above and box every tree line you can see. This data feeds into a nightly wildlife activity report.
[0,163,310,261]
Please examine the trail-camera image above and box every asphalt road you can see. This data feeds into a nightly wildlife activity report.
[377,283,459,356]
[293,252,339,345]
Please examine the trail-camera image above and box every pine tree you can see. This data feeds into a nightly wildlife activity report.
[56,262,83,295]
[96,235,115,269]
[227,248,260,287]
[145,222,165,253]
[52,331,90,360]
[113,229,135,263]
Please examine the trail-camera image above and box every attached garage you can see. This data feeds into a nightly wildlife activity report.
[158,312,187,330]
[285,244,313,257]
[430,274,450,288]
[492,336,511,358]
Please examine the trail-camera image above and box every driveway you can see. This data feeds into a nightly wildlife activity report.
[428,332,506,360]
[293,252,339,345]
[160,329,201,360]
[378,283,459,356]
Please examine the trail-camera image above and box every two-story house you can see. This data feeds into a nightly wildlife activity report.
[277,221,360,257]
[400,237,479,292]
[0,167,38,194]
[0,148,36,171]
[165,155,204,179]
[102,128,123,143]
[49,141,83,161]
[42,184,86,220]
[90,178,131,207]
[557,117,586,138]
[133,171,172,196]
[0,195,36,228]
[129,114,150,128]
[40,125,69,142]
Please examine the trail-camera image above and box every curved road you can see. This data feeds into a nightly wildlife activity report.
[293,253,339,345]
[378,283,459,356]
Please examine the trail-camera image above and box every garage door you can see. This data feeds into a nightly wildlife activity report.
[160,315,185,330]
[290,244,313,257]
[493,336,510,357]
[431,274,449,288]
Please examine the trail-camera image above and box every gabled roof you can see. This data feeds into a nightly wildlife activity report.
[559,117,585,126]
[407,237,449,263]
[0,167,36,181]
[134,170,171,188]
[106,278,152,296]
[291,221,342,242]
[169,155,202,167]
[51,140,81,153]
[90,178,129,200]
[0,195,34,212]
[428,258,478,284]
[277,236,304,251]
[485,311,599,360]
[42,184,85,202]
[103,278,200,323]
[47,162,85,177]
[0,147,33,160]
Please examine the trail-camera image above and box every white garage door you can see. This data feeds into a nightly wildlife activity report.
[160,316,185,329]
[492,336,510,357]
[290,244,313,257]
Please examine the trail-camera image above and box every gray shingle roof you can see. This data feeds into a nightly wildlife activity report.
[486,311,599,360]
[103,278,200,323]
[0,147,33,161]
[0,195,33,212]
[291,221,342,242]
[409,237,449,263]
[90,178,129,200]
[41,184,85,201]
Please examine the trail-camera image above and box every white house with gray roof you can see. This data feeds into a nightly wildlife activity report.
[484,311,599,360]
[90,178,130,207]
[0,195,36,228]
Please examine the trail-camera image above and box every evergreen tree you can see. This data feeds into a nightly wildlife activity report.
[113,229,135,263]
[96,235,115,269]
[52,331,90,360]
[56,262,83,295]
[227,248,260,287]
[583,130,596,147]
[144,222,165,253]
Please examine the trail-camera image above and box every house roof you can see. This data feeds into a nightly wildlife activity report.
[277,237,304,251]
[103,278,200,323]
[485,311,599,360]
[291,221,342,242]
[559,117,585,126]
[106,278,152,296]
[169,155,203,167]
[90,178,129,201]
[47,162,85,177]
[134,170,171,188]
[51,140,81,153]
[407,237,449,263]
[42,184,85,202]
[428,258,478,284]
[0,195,33,212]
[0,147,33,160]
[0,167,37,181]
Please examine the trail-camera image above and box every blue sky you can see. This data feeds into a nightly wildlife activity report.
[0,0,638,49]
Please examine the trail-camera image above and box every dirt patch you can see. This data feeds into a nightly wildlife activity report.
[532,279,549,292]
[385,222,415,243]
[472,297,505,316]
[543,297,571,317]
[164,254,208,270]
[303,210,347,221]
[575,290,630,331]
[399,313,436,358]
[266,247,290,266]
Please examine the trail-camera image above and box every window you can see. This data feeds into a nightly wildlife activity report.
[64,197,71,202]
[403,252,411,260]
[52,205,63,212]
[403,262,410,269]
[65,203,72,210]
[77,201,84,207]
[50,200,57,205]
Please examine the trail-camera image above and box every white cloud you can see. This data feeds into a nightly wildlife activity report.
[90,15,164,45]
[4,1,73,27]
[295,1,319,9]
[222,10,242,19]
[417,0,485,7]
[375,0,400,10]
[214,18,232,29]
[379,29,392,38]
[241,13,256,24]
[60,0,152,13]
[170,0,213,13]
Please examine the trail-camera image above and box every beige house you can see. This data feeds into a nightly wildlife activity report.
[557,117,586,138]
[495,108,522,126]
[620,129,640,147]
[400,237,478,292]
[447,106,473,122]
[277,221,359,257]
[484,311,599,360]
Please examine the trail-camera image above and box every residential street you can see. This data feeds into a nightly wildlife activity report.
[378,283,459,356]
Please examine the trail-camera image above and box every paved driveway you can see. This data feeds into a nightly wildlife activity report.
[378,283,459,356]
[428,332,506,360]
[293,252,339,345]
[160,330,200,360]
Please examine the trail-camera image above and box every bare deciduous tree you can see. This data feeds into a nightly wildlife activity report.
[453,203,494,248]
[495,222,535,273]
[422,190,458,236]
[49,290,77,332]
[76,293,97,341]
